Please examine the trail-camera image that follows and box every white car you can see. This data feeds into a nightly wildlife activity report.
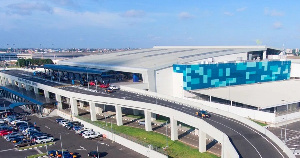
[82,132,100,139]
[35,136,54,144]
[0,119,5,124]
[59,120,68,126]
[81,130,94,136]
[109,85,120,90]
[10,120,24,125]
[75,128,90,134]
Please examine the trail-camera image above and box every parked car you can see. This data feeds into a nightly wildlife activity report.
[81,130,95,136]
[0,130,13,136]
[88,151,101,157]
[14,140,32,147]
[82,132,101,139]
[55,118,64,123]
[72,126,82,131]
[35,136,54,144]
[4,132,21,139]
[105,88,115,93]
[6,135,22,142]
[89,81,96,86]
[47,150,58,157]
[99,83,109,88]
[109,85,120,90]
[11,136,26,143]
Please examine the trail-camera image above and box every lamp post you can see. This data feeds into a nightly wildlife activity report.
[87,68,89,89]
[282,100,289,144]
[165,120,168,148]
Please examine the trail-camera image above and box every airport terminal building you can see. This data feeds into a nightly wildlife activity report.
[48,46,300,124]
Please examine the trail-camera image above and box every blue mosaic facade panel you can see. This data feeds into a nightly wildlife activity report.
[173,61,291,90]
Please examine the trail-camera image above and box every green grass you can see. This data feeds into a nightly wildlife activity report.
[18,142,55,150]
[77,116,219,158]
[26,153,47,158]
[250,119,268,126]
[156,115,170,122]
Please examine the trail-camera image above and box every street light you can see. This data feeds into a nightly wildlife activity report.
[165,120,168,148]
[281,100,289,144]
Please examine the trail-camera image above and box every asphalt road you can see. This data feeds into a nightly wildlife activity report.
[2,70,289,158]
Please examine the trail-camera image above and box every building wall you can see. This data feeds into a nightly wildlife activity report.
[155,67,173,96]
[173,60,291,90]
[290,63,300,78]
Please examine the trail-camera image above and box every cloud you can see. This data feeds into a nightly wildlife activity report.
[121,10,145,18]
[47,0,76,6]
[178,12,194,20]
[7,2,53,15]
[273,22,283,29]
[223,11,234,16]
[236,7,247,12]
[265,8,284,16]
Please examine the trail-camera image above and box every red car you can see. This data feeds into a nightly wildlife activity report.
[99,84,109,88]
[0,130,13,136]
[89,81,96,86]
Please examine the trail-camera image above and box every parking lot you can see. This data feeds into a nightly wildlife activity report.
[0,106,146,158]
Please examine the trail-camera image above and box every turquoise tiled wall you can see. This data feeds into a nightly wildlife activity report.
[173,61,291,90]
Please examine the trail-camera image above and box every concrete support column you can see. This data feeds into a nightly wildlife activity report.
[89,101,97,121]
[18,82,22,88]
[44,90,49,98]
[115,105,123,126]
[170,117,178,141]
[79,101,84,108]
[34,87,39,94]
[70,97,78,116]
[66,98,70,104]
[6,78,10,86]
[198,129,206,152]
[55,94,62,110]
[133,109,139,115]
[144,110,152,131]
[25,85,30,91]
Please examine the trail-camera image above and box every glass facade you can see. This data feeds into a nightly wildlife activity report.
[173,61,291,90]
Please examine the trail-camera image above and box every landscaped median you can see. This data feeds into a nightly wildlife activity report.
[18,142,55,151]
[77,116,219,158]
[26,153,47,158]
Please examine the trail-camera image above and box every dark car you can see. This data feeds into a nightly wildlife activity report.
[88,151,101,157]
[55,118,64,123]
[195,110,211,118]
[80,80,88,86]
[47,150,58,157]
[14,140,32,147]
[11,136,26,143]
[104,88,115,93]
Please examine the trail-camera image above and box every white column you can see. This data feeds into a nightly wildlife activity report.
[44,90,49,98]
[25,85,30,91]
[70,97,78,116]
[115,105,123,126]
[79,101,84,108]
[198,129,206,152]
[144,110,152,131]
[89,101,97,121]
[66,98,70,104]
[34,87,39,94]
[18,82,22,88]
[55,94,62,110]
[133,109,139,115]
[170,116,178,141]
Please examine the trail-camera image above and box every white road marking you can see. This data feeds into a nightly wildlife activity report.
[0,148,15,153]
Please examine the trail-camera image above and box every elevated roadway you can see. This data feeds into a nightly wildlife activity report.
[0,70,290,158]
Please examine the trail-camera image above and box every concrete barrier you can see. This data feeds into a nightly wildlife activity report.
[120,85,295,158]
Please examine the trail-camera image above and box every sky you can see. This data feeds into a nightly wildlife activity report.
[0,0,299,49]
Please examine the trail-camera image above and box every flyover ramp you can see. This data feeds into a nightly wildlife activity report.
[0,70,292,158]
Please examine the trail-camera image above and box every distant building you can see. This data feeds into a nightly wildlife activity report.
[0,53,32,61]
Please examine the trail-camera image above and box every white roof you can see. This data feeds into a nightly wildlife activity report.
[58,46,268,72]
[191,79,300,109]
